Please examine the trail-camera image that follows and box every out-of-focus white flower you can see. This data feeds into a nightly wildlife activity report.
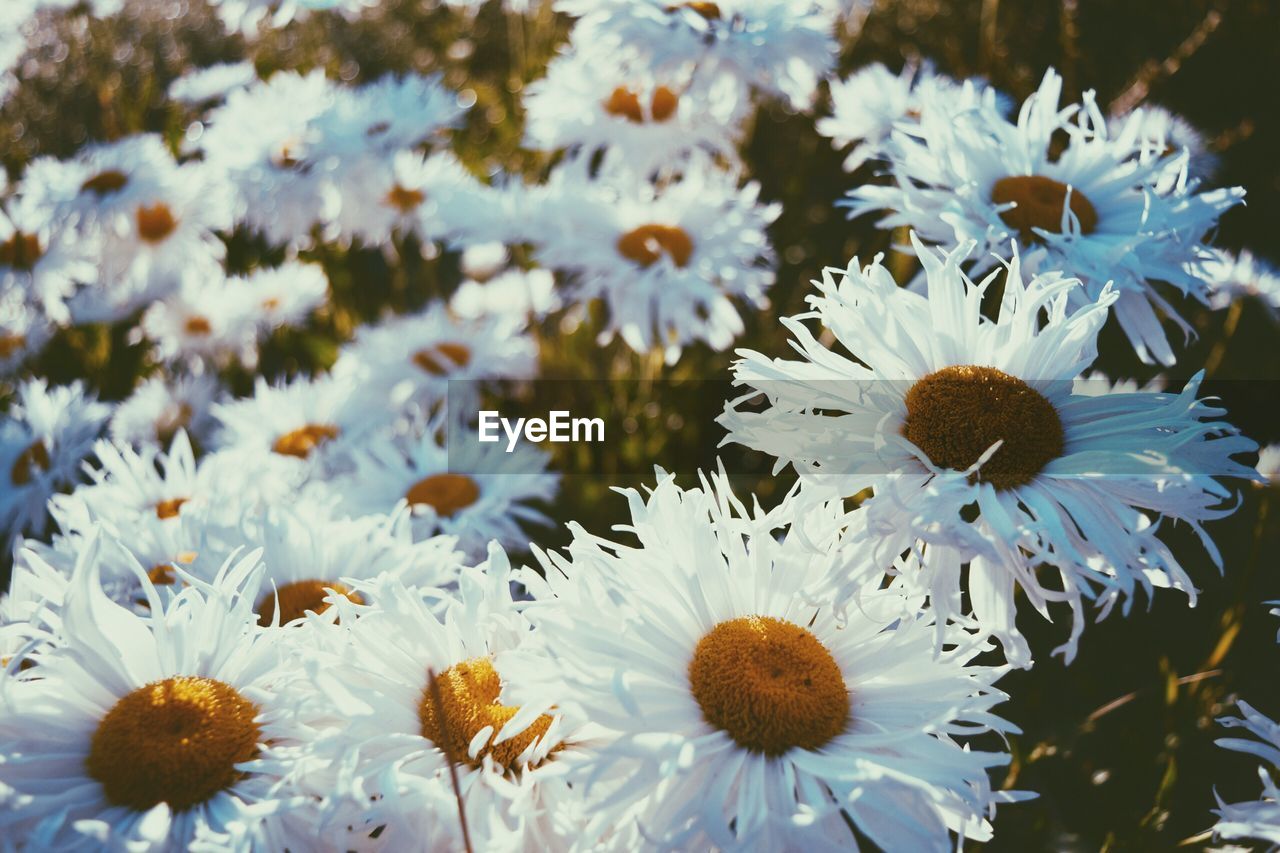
[720,237,1258,664]
[0,379,110,541]
[1257,445,1280,484]
[0,285,52,376]
[558,0,839,110]
[168,60,258,105]
[451,266,561,323]
[1110,103,1218,183]
[110,373,221,448]
[1214,701,1280,846]
[522,469,1023,850]
[531,154,778,362]
[843,69,1245,366]
[141,269,260,365]
[0,194,91,324]
[523,46,745,174]
[1200,248,1280,320]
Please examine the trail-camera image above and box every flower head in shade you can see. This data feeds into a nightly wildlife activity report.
[1201,248,1280,320]
[721,237,1257,664]
[288,544,587,851]
[0,534,326,850]
[842,69,1245,365]
[0,379,111,540]
[531,154,778,362]
[522,469,1023,850]
[1214,701,1280,846]
[110,372,221,449]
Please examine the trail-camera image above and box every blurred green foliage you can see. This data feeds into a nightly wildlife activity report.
[2,0,1279,848]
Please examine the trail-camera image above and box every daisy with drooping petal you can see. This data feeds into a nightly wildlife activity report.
[522,469,1023,850]
[523,46,745,174]
[557,0,839,110]
[109,372,221,448]
[294,544,587,852]
[720,237,1257,664]
[333,299,537,412]
[842,69,1245,365]
[332,420,556,559]
[0,379,111,541]
[531,154,778,362]
[1213,701,1280,846]
[0,534,326,851]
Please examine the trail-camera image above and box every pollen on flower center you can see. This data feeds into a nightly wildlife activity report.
[155,497,188,520]
[136,202,178,244]
[0,232,43,271]
[412,341,471,375]
[10,439,50,485]
[272,424,339,459]
[385,185,425,213]
[603,86,680,123]
[903,364,1064,490]
[417,657,557,771]
[617,224,694,269]
[82,169,129,195]
[405,472,480,518]
[85,676,261,812]
[255,579,363,626]
[991,175,1098,242]
[689,616,849,756]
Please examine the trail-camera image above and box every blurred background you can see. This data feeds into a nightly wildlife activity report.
[3,0,1278,848]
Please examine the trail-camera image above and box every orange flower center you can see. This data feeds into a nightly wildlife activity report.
[272,424,339,459]
[0,232,43,271]
[903,364,1064,490]
[603,86,680,123]
[616,224,694,268]
[671,1,721,19]
[86,676,261,812]
[0,334,26,359]
[10,439,50,485]
[255,579,364,626]
[155,497,188,520]
[184,316,212,336]
[405,473,480,518]
[689,616,849,756]
[991,175,1098,243]
[418,657,558,771]
[81,169,129,195]
[385,185,426,213]
[136,203,178,244]
[412,342,472,375]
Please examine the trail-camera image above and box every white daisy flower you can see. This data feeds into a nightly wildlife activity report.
[451,266,561,324]
[1201,248,1280,320]
[522,469,1023,850]
[312,73,464,164]
[557,0,839,109]
[1214,701,1280,846]
[0,194,90,324]
[1257,445,1280,484]
[245,260,329,332]
[210,374,377,485]
[167,60,257,105]
[531,155,778,361]
[332,300,537,412]
[842,69,1245,365]
[1109,103,1218,183]
[0,379,110,541]
[720,237,1257,663]
[0,285,52,376]
[197,69,340,247]
[0,534,326,850]
[109,372,221,448]
[523,46,745,174]
[0,542,70,675]
[294,544,586,851]
[140,268,260,366]
[332,422,556,559]
[818,62,1008,172]
[458,241,509,283]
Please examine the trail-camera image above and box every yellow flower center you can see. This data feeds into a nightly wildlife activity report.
[412,341,472,375]
[10,439,50,485]
[255,579,363,626]
[903,364,1064,490]
[136,203,178,244]
[991,175,1097,243]
[155,497,188,520]
[417,657,557,771]
[0,334,26,359]
[689,616,849,756]
[85,676,261,812]
[272,424,339,459]
[81,169,129,195]
[616,224,694,269]
[603,86,680,123]
[405,472,480,518]
[0,232,43,271]
[184,316,212,336]
[385,185,426,213]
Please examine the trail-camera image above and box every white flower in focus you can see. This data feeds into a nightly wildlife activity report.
[1214,701,1280,846]
[531,155,778,362]
[523,470,1023,850]
[720,238,1257,664]
[843,69,1245,365]
[0,379,110,540]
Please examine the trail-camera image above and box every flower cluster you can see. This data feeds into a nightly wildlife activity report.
[0,1,1276,851]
